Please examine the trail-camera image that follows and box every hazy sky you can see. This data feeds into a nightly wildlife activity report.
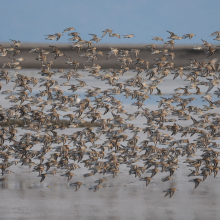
[1,0,219,45]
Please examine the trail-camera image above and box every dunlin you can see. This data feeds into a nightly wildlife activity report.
[164,188,177,198]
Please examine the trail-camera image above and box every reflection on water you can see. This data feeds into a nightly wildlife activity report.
[0,165,220,220]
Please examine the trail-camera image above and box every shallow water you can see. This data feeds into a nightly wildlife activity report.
[0,69,220,220]
[1,162,220,220]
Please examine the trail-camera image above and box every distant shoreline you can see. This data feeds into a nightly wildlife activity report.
[0,43,214,69]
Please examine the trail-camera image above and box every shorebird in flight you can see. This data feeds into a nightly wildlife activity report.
[89,34,101,43]
[63,27,75,33]
[45,34,57,40]
[167,30,182,40]
[164,188,177,198]
[210,31,220,36]
[110,33,121,39]
[122,34,134,38]
[10,39,21,47]
[201,39,212,47]
[182,33,196,39]
[102,29,113,38]
[152,36,164,42]
[205,46,215,57]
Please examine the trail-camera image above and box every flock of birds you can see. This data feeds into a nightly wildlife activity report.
[0,27,220,197]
